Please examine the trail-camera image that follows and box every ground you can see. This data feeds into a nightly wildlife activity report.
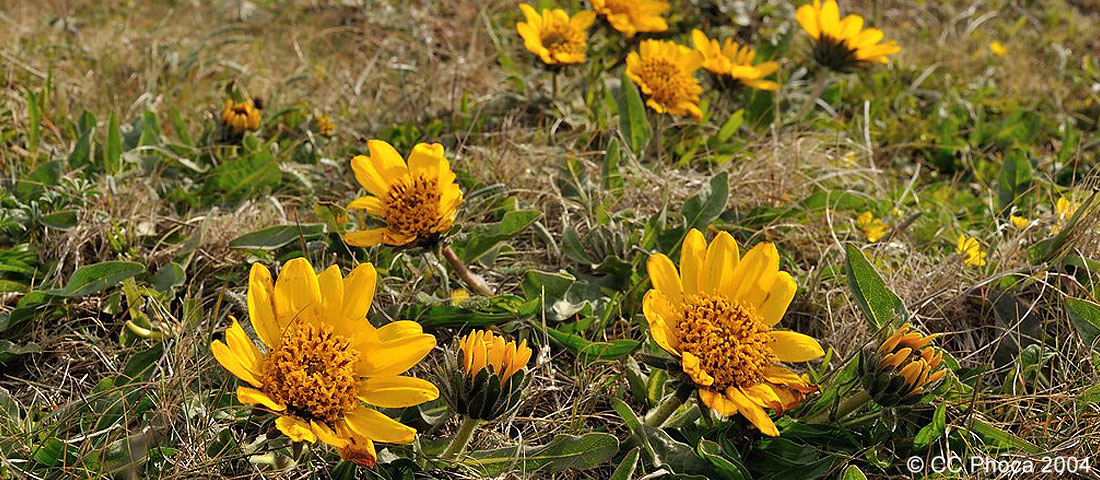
[1,0,1099,479]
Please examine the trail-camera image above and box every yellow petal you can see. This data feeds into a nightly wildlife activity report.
[769,331,825,362]
[681,351,714,386]
[407,143,444,180]
[354,329,436,377]
[246,263,280,349]
[211,340,262,387]
[317,265,344,328]
[758,272,797,327]
[224,316,262,371]
[273,258,322,328]
[347,195,384,215]
[344,407,417,444]
[726,387,779,436]
[679,229,706,295]
[727,242,778,303]
[276,415,317,443]
[237,386,285,411]
[819,0,840,38]
[703,231,739,295]
[741,382,782,410]
[796,4,819,39]
[334,263,377,338]
[358,376,440,408]
[312,420,349,448]
[366,140,410,187]
[699,388,739,416]
[647,254,683,302]
[837,14,864,40]
[343,228,388,247]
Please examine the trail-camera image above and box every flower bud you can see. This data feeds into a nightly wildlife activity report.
[859,323,948,407]
[437,330,533,421]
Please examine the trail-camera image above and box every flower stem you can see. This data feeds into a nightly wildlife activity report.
[797,71,829,122]
[805,389,872,424]
[644,382,695,428]
[441,416,481,460]
[441,244,494,297]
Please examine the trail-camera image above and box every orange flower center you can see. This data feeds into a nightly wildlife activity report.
[634,58,696,109]
[540,23,585,57]
[261,323,361,423]
[678,293,775,390]
[382,175,443,239]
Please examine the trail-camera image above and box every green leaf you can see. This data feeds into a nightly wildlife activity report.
[913,403,946,449]
[138,109,162,147]
[204,152,282,204]
[105,112,122,173]
[0,340,41,363]
[56,261,145,297]
[966,415,1041,454]
[618,71,652,157]
[844,245,905,329]
[995,151,1032,213]
[1067,297,1100,351]
[602,138,624,193]
[464,432,618,475]
[610,447,640,480]
[697,439,750,480]
[841,465,868,480]
[458,210,541,263]
[69,111,96,166]
[228,224,326,250]
[120,343,164,385]
[25,88,41,150]
[404,295,539,329]
[1029,192,1097,264]
[546,327,640,363]
[682,172,729,231]
[40,209,78,229]
[717,109,744,143]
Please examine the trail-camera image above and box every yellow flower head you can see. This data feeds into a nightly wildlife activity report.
[460,330,533,383]
[644,229,823,436]
[315,115,335,136]
[955,234,987,267]
[855,211,888,243]
[221,99,261,133]
[1009,215,1030,230]
[211,258,439,466]
[861,323,948,406]
[989,41,1008,57]
[626,40,705,120]
[344,140,463,247]
[691,30,780,91]
[592,0,669,38]
[795,0,901,72]
[1052,196,1081,234]
[516,4,595,65]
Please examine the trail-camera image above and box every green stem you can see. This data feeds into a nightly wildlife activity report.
[797,71,829,122]
[644,383,695,427]
[441,416,481,460]
[441,244,494,297]
[805,389,872,424]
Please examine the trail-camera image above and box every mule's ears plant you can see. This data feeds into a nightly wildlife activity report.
[642,229,822,436]
[210,258,438,467]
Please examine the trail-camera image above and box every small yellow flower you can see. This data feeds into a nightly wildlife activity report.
[591,0,669,38]
[644,229,823,436]
[1052,196,1080,234]
[955,234,987,267]
[855,211,888,243]
[343,140,463,247]
[1009,215,1030,230]
[860,323,947,406]
[221,99,261,133]
[315,115,336,136]
[989,41,1008,57]
[451,289,471,305]
[691,30,780,91]
[211,258,439,467]
[796,0,901,72]
[626,40,705,120]
[516,4,595,65]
